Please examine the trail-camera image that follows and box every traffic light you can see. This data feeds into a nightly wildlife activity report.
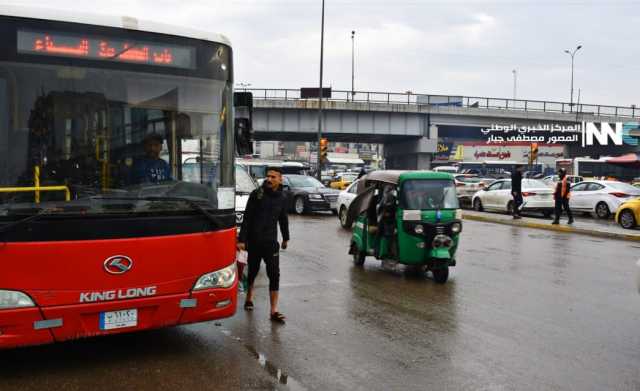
[320,138,328,162]
[529,142,539,165]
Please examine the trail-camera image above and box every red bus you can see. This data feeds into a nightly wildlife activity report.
[0,7,249,348]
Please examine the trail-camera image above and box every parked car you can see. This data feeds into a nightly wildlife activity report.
[235,164,258,225]
[336,179,360,228]
[569,181,640,219]
[542,175,583,187]
[282,174,340,215]
[454,174,491,207]
[614,197,640,229]
[472,179,554,216]
[330,172,359,190]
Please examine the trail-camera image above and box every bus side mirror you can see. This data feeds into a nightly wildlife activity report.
[234,92,254,156]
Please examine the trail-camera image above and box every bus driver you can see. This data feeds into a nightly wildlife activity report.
[130,134,172,184]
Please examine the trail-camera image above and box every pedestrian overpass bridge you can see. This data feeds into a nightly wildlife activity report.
[245,88,639,169]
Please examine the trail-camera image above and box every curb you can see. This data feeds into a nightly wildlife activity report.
[462,213,640,242]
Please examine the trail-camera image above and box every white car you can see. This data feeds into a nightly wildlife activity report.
[472,179,554,216]
[569,180,640,219]
[235,164,258,225]
[542,175,583,187]
[336,179,360,228]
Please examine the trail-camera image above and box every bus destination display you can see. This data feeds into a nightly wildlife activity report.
[17,30,196,69]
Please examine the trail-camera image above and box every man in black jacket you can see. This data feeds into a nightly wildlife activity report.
[237,167,290,323]
[511,164,524,219]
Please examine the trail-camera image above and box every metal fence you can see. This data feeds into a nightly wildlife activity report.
[239,88,639,119]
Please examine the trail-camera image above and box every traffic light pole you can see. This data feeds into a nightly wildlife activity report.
[316,0,325,181]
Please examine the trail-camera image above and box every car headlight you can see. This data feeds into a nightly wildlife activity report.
[414,224,424,234]
[308,193,323,199]
[0,290,35,310]
[193,263,237,290]
[451,222,462,234]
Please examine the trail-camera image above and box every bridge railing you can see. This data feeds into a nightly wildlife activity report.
[240,88,639,119]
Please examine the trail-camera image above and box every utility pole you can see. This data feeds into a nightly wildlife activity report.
[316,0,325,180]
[351,30,355,101]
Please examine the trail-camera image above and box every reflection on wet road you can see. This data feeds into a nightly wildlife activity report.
[1,215,639,391]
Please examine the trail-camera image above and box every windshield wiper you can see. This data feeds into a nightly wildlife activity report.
[91,196,224,229]
[0,208,59,238]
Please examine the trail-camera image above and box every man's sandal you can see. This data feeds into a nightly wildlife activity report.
[244,301,254,311]
[270,312,286,323]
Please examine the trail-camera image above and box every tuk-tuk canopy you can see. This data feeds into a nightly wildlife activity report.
[357,170,454,194]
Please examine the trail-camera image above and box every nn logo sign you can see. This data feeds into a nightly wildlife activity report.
[581,122,640,147]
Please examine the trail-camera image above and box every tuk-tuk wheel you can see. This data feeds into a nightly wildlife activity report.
[353,249,366,266]
[432,268,449,284]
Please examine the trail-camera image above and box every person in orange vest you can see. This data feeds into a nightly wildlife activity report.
[552,168,574,225]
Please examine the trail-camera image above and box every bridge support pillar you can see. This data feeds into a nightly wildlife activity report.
[384,136,437,170]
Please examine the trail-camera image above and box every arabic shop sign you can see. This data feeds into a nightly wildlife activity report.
[435,142,453,160]
[481,124,580,144]
[464,144,564,163]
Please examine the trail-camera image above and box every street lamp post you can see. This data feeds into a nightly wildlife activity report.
[564,45,582,111]
[316,0,325,180]
[351,30,355,101]
[512,69,517,101]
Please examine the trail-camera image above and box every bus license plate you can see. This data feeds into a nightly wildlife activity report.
[99,309,138,330]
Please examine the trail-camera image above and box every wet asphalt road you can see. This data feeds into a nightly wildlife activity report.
[2,215,640,391]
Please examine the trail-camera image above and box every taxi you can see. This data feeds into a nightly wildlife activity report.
[615,197,640,229]
[330,172,359,190]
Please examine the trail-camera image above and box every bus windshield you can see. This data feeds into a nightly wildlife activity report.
[0,60,233,216]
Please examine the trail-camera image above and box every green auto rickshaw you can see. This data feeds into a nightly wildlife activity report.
[346,170,462,283]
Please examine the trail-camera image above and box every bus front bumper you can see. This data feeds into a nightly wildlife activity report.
[0,286,237,350]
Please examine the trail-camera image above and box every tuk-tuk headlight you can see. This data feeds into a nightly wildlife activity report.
[451,222,462,234]
[414,224,424,234]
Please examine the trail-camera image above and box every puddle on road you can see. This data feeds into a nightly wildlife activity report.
[220,329,307,390]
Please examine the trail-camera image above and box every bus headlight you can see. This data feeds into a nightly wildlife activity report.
[193,263,237,290]
[0,290,35,309]
[451,222,462,234]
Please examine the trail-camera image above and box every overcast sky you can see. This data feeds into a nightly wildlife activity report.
[4,0,639,106]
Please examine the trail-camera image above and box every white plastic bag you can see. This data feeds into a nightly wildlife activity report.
[236,250,248,265]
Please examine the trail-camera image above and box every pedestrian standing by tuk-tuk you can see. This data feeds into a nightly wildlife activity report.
[237,167,290,323]
[552,168,574,225]
[511,164,524,219]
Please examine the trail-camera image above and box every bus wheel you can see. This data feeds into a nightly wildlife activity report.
[353,248,366,266]
[595,202,610,219]
[432,268,449,284]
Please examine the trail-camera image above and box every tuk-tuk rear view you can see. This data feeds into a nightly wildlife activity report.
[347,170,462,283]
